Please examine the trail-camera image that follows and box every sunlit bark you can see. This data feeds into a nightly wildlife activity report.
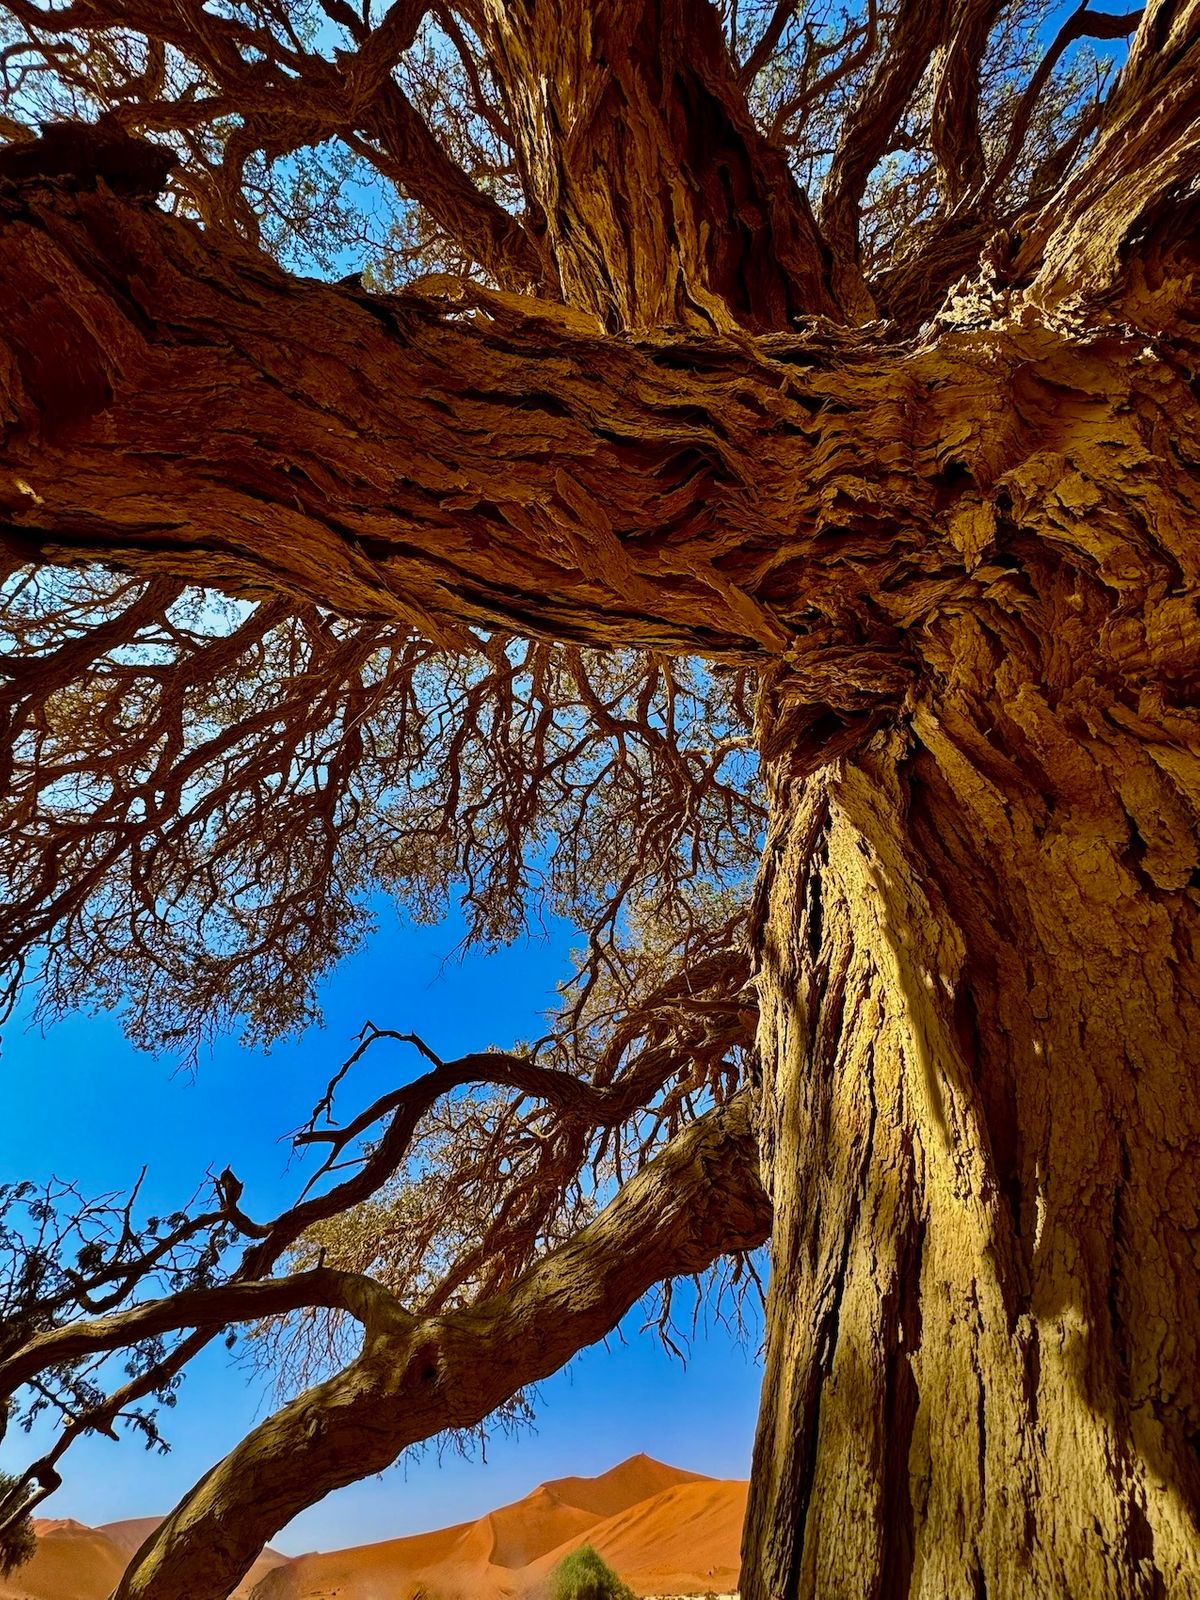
[746,730,1199,1595]
[476,0,848,330]
[743,325,1200,1590]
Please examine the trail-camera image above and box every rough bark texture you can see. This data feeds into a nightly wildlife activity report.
[4,174,1195,765]
[736,28,1200,1574]
[0,172,913,666]
[744,462,1200,1594]
[476,0,844,331]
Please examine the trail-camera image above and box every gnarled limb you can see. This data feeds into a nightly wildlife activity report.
[872,0,1198,330]
[474,0,846,330]
[0,148,953,683]
[112,1091,769,1600]
[928,0,1007,207]
[0,934,760,1546]
[3,133,1197,713]
[0,1270,393,1397]
[981,3,1144,207]
[1018,0,1200,323]
[819,0,949,274]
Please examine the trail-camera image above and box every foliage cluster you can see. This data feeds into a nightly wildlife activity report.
[549,1544,637,1600]
[0,1471,34,1576]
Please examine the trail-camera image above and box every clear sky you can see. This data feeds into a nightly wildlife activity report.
[0,901,764,1556]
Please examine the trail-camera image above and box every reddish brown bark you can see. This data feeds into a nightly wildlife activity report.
[475,0,846,331]
[0,164,943,737]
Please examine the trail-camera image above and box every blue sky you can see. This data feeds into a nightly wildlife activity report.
[0,903,763,1555]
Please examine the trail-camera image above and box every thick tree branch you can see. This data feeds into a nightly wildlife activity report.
[0,153,953,727]
[929,0,1008,208]
[343,72,547,289]
[737,0,801,84]
[0,1270,393,1398]
[1016,0,1200,321]
[112,1091,769,1600]
[982,2,1143,206]
[476,0,848,330]
[867,0,1149,328]
[820,0,949,269]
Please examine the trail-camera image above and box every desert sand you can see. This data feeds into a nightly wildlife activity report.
[0,1518,288,1600]
[0,1454,745,1600]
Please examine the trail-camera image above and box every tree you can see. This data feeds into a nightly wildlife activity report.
[0,0,1196,1595]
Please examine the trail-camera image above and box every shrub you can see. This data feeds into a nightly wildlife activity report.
[0,1473,36,1577]
[549,1543,636,1600]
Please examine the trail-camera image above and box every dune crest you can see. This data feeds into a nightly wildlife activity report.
[2,1519,288,1600]
[2,1455,744,1600]
[252,1455,743,1600]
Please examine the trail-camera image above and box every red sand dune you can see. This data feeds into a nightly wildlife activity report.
[252,1454,744,1600]
[528,1478,747,1597]
[537,1456,707,1520]
[0,1521,126,1600]
[0,1517,288,1600]
[0,1454,744,1600]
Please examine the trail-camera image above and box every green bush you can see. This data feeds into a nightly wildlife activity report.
[549,1543,636,1600]
[0,1473,36,1578]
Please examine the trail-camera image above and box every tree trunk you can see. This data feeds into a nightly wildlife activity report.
[744,639,1200,1594]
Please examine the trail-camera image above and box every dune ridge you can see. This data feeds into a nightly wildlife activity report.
[1,1519,288,1600]
[1,1454,744,1600]
[250,1454,743,1600]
